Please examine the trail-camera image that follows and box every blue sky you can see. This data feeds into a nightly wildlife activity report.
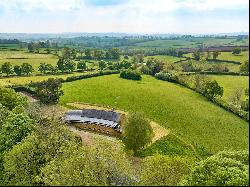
[0,0,249,34]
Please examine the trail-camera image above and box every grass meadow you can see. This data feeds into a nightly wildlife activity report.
[0,50,58,73]
[210,75,249,101]
[60,74,249,154]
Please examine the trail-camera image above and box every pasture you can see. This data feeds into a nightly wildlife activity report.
[217,51,249,63]
[130,37,249,49]
[209,75,249,101]
[0,50,58,73]
[0,72,92,86]
[145,55,185,63]
[60,74,249,154]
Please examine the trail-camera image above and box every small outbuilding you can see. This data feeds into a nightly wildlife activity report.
[64,109,124,136]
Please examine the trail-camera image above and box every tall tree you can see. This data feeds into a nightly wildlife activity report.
[122,112,153,153]
[1,62,13,76]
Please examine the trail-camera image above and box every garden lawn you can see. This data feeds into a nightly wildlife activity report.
[60,74,249,154]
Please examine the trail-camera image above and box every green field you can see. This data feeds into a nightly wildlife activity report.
[0,50,58,73]
[129,37,249,49]
[210,75,249,101]
[145,55,185,63]
[217,51,249,63]
[60,74,248,154]
[0,72,92,86]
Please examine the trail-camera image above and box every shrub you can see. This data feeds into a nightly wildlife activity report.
[179,150,249,186]
[120,69,142,80]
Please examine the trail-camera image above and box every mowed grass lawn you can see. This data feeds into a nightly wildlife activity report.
[210,75,249,101]
[60,74,248,153]
[0,50,58,73]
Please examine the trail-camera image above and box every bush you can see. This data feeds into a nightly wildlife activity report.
[179,150,249,186]
[120,69,142,80]
[203,80,223,100]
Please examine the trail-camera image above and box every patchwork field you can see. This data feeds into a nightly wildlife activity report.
[0,50,58,73]
[130,37,249,49]
[60,74,249,154]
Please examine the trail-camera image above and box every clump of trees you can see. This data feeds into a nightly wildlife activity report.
[232,47,242,55]
[122,112,153,154]
[1,62,33,76]
[120,69,142,80]
[180,150,249,186]
[240,60,249,73]
[142,58,164,75]
[35,78,64,104]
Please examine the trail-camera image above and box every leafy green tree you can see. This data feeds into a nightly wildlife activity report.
[57,58,75,73]
[109,48,120,59]
[146,58,164,75]
[98,60,107,70]
[232,47,242,55]
[203,80,223,100]
[84,49,92,59]
[212,51,220,60]
[0,87,27,111]
[122,112,153,153]
[1,62,13,76]
[21,63,33,75]
[27,42,36,53]
[2,119,79,186]
[179,150,249,186]
[38,63,47,74]
[35,78,64,104]
[0,112,34,154]
[39,137,135,186]
[93,49,104,60]
[77,61,87,71]
[46,64,57,74]
[140,155,193,186]
[193,51,201,61]
[240,60,249,73]
[13,65,22,76]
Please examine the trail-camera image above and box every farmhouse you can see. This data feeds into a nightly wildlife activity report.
[64,109,124,136]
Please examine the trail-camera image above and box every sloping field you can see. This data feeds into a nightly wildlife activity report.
[60,74,249,154]
[210,75,249,101]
